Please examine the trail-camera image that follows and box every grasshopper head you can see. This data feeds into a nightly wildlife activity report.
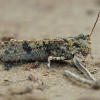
[78,33,90,40]
[72,33,91,57]
[72,12,100,58]
[78,33,91,56]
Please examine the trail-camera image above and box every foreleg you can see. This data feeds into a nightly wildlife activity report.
[72,56,96,82]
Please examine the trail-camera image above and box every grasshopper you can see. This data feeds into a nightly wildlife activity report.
[0,12,100,88]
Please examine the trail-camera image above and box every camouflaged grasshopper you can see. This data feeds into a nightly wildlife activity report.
[0,12,100,87]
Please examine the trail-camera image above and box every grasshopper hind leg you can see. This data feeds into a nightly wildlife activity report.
[4,63,12,70]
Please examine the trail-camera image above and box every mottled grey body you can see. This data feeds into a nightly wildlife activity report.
[0,39,73,62]
[0,33,91,70]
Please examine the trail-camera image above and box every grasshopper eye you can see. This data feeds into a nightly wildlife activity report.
[87,35,90,37]
[78,33,87,40]
[73,42,80,48]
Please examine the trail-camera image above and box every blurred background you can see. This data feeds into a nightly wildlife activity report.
[0,0,100,40]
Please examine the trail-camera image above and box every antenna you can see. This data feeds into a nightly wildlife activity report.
[90,12,100,37]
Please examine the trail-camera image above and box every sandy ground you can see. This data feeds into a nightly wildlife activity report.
[0,0,100,100]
